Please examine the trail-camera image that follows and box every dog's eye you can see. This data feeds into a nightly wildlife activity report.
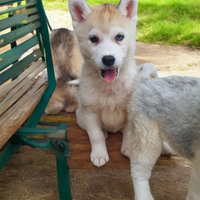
[116,34,124,41]
[90,36,98,43]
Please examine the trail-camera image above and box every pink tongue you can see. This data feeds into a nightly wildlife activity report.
[104,69,116,83]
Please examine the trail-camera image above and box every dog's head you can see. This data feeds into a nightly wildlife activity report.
[68,0,138,83]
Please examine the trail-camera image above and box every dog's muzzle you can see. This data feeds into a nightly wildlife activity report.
[100,55,118,83]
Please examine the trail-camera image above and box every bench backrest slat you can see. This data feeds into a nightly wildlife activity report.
[26,7,38,15]
[0,0,37,15]
[26,13,40,23]
[0,13,28,31]
[0,0,35,6]
[0,0,56,130]
[0,35,39,71]
[0,13,40,32]
[0,21,41,48]
[0,49,43,85]
[1,0,21,5]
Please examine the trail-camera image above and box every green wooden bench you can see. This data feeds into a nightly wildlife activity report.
[0,1,72,199]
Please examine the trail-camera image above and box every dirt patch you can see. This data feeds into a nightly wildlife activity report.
[135,42,200,77]
[0,146,191,200]
[46,10,73,30]
[0,10,200,200]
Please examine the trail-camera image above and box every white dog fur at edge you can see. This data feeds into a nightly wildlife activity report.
[128,63,200,200]
[68,0,138,167]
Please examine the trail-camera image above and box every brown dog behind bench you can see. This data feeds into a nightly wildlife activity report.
[45,28,83,114]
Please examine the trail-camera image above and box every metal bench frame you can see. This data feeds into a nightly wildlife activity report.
[0,1,72,199]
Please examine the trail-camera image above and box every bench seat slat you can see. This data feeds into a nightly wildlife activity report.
[0,13,27,31]
[0,58,43,99]
[0,49,43,85]
[0,71,47,125]
[0,62,46,115]
[0,0,56,161]
[0,84,47,149]
[0,0,37,15]
[0,35,39,71]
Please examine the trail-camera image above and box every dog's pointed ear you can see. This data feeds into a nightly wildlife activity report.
[68,0,92,29]
[117,0,138,23]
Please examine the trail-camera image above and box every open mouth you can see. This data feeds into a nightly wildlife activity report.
[100,68,118,83]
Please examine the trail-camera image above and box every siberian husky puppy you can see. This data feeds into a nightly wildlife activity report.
[68,0,138,167]
[129,63,200,200]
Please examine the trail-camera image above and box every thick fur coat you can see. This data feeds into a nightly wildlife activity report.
[45,28,83,114]
[128,63,200,200]
[68,0,138,167]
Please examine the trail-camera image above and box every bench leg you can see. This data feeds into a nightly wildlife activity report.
[55,144,72,200]
[0,123,73,200]
[0,137,23,171]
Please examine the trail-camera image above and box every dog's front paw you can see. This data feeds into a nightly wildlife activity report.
[91,151,109,167]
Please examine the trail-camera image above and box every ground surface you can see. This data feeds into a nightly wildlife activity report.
[0,10,200,200]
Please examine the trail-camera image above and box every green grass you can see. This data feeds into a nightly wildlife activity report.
[43,0,200,47]
[43,0,68,10]
[137,0,200,46]
[42,0,118,9]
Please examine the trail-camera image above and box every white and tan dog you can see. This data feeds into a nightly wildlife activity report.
[68,0,138,167]
[129,63,200,200]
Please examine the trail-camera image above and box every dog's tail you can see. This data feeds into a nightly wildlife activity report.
[67,79,80,99]
[68,79,80,86]
[139,63,158,79]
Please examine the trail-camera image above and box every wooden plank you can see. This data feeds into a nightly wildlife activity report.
[0,84,47,149]
[40,113,77,123]
[67,123,131,169]
[43,112,174,169]
[0,49,43,85]
[43,112,132,169]
[0,70,47,125]
[0,61,45,104]
[0,62,46,115]
[0,59,43,99]
[0,21,41,48]
[0,35,39,71]
[0,13,27,31]
[43,116,174,169]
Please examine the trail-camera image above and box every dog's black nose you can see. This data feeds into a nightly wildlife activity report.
[102,55,115,66]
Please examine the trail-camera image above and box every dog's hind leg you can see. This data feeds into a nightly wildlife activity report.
[129,115,162,200]
[45,99,64,114]
[161,141,177,155]
[121,121,131,157]
[76,107,109,167]
[187,149,200,200]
